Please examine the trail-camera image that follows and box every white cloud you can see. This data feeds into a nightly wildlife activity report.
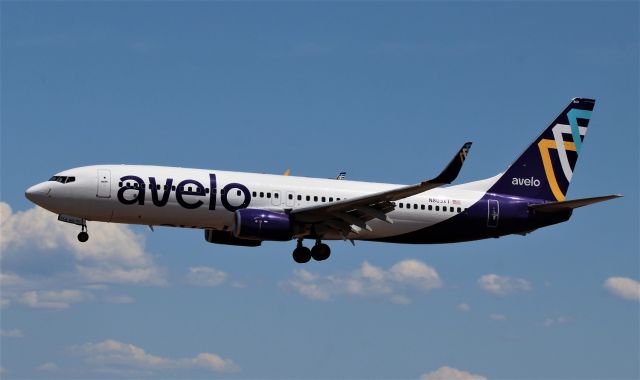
[489,313,506,321]
[604,277,640,302]
[478,274,531,296]
[20,289,90,310]
[0,202,165,286]
[542,316,571,327]
[186,267,227,287]
[284,260,442,303]
[70,339,238,373]
[36,362,59,371]
[457,303,471,312]
[105,295,136,304]
[0,272,26,287]
[0,298,10,309]
[0,328,23,337]
[420,366,486,380]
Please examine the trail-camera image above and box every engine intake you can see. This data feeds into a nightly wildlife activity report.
[233,209,293,241]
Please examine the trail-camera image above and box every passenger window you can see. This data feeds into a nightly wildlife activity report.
[435,206,439,211]
[450,207,454,212]
[188,186,192,192]
[329,197,333,202]
[414,204,418,209]
[205,188,210,193]
[313,196,318,202]
[275,193,279,199]
[119,182,123,187]
[252,191,257,197]
[172,185,176,191]
[337,198,341,201]
[421,205,425,210]
[457,207,462,213]
[288,194,293,200]
[267,193,271,198]
[428,205,433,211]
[306,196,310,201]
[134,183,139,189]
[399,203,404,208]
[260,192,264,198]
[221,189,226,195]
[322,197,326,202]
[157,184,161,190]
[297,195,302,201]
[237,190,241,196]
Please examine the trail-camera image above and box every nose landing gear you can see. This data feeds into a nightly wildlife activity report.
[292,239,331,263]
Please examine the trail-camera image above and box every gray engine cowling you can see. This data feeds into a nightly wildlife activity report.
[233,209,293,241]
[204,229,261,247]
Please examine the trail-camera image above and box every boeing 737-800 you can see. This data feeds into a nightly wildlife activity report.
[25,98,620,263]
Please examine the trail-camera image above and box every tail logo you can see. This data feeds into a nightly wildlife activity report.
[459,143,471,163]
[537,109,591,201]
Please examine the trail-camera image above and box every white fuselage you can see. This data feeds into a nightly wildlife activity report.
[26,165,498,241]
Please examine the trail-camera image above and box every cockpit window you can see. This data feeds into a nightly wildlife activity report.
[48,176,75,184]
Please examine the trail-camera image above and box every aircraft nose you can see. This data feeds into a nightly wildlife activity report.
[25,182,50,204]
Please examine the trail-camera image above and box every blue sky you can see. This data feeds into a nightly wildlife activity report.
[1,2,638,379]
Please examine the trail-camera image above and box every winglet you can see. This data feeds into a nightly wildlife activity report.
[429,142,472,184]
[283,169,291,176]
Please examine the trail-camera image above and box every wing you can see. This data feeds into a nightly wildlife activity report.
[290,142,472,238]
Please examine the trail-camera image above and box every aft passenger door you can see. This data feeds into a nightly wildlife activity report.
[97,169,111,198]
[487,199,499,228]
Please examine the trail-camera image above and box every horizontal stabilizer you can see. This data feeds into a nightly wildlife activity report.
[529,194,622,213]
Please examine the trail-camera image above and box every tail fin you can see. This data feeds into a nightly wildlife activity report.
[488,98,595,201]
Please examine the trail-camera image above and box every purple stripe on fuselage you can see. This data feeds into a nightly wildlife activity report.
[368,194,572,244]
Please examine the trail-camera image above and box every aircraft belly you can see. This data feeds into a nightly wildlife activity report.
[110,201,233,229]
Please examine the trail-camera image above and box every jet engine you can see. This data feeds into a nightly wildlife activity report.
[204,229,261,247]
[233,209,293,241]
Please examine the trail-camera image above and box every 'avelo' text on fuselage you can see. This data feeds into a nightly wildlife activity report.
[117,174,251,212]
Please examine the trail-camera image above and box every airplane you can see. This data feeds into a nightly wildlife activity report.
[25,98,621,263]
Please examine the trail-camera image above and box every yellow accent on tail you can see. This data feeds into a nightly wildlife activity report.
[538,139,576,201]
[283,169,290,176]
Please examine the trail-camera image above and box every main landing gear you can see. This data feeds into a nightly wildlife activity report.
[292,239,331,263]
[77,224,89,243]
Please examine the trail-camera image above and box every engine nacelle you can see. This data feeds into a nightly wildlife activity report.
[233,209,293,241]
[204,229,261,247]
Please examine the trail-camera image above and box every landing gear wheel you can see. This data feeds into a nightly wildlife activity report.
[77,231,89,242]
[292,247,312,264]
[311,243,331,261]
